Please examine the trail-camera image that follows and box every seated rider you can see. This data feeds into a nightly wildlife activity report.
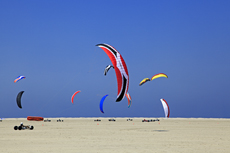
[20,122,29,128]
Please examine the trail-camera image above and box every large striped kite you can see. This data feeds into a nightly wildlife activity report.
[96,44,129,102]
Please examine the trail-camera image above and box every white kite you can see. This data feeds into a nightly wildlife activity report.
[160,98,170,118]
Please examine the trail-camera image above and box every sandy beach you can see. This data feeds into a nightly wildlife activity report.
[0,117,229,153]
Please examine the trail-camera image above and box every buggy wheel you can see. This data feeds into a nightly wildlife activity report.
[14,126,18,130]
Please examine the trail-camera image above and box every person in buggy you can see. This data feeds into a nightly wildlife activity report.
[20,122,30,129]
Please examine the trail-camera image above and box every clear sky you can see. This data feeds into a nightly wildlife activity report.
[1,1,230,118]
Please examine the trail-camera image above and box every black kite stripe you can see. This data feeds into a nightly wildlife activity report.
[96,44,117,57]
[116,75,127,102]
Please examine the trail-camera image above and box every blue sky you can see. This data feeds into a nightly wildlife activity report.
[1,1,230,118]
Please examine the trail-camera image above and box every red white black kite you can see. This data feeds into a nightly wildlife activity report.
[96,44,129,102]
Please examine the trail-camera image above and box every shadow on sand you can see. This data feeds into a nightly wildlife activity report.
[152,130,169,132]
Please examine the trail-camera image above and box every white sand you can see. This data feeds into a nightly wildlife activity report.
[0,118,229,153]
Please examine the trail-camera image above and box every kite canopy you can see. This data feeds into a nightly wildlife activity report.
[96,44,129,102]
[104,65,114,76]
[126,93,132,108]
[160,99,170,118]
[139,78,150,86]
[16,91,24,109]
[100,95,108,113]
[71,91,81,104]
[27,116,44,121]
[14,76,25,83]
[139,73,168,86]
[151,73,168,81]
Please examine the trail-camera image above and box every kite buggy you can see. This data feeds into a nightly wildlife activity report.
[57,119,64,122]
[142,119,160,122]
[108,119,116,121]
[14,122,34,130]
[44,119,51,122]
